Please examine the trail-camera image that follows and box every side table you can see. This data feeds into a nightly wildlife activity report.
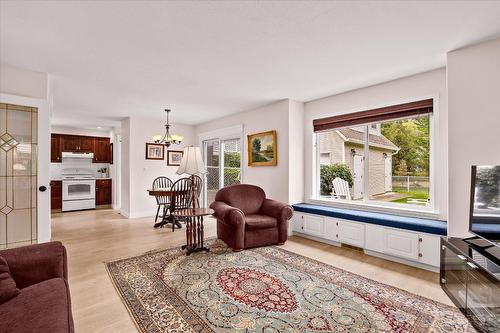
[173,208,214,255]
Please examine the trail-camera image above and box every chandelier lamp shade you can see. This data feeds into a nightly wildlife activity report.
[152,109,183,147]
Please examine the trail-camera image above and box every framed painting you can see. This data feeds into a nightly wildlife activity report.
[247,130,277,166]
[145,143,164,160]
[167,150,184,166]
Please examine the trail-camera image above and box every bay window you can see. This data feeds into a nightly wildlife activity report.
[314,99,433,211]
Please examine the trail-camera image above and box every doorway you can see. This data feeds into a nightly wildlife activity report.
[202,137,242,206]
[353,155,364,200]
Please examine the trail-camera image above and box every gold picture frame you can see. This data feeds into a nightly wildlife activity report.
[247,130,277,166]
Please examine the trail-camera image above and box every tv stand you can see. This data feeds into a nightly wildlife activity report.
[441,237,500,332]
[464,236,496,249]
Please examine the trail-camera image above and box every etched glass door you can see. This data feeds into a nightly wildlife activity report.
[0,103,38,248]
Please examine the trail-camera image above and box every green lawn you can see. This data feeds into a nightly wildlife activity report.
[391,187,429,204]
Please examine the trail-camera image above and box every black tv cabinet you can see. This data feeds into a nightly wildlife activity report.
[440,237,500,332]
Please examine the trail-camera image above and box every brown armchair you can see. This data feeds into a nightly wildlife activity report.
[0,241,74,333]
[209,184,293,251]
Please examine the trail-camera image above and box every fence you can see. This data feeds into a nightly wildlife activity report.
[392,176,429,192]
[206,166,241,190]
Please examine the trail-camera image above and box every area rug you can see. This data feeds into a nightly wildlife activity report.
[106,239,475,333]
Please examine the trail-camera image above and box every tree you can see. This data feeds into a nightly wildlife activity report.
[381,116,430,176]
[476,166,500,208]
[252,138,261,153]
[320,164,353,196]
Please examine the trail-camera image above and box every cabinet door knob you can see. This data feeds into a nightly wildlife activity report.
[418,253,423,257]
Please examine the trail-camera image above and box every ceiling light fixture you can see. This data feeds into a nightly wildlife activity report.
[153,109,183,148]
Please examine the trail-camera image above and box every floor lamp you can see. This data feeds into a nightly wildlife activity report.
[176,146,207,211]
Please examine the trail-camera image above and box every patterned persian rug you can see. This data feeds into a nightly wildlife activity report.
[106,239,475,333]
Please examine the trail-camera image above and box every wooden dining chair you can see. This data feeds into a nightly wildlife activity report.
[152,176,173,223]
[169,177,194,232]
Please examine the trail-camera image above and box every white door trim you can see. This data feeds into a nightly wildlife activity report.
[0,93,51,243]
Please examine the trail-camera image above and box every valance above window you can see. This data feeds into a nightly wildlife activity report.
[313,99,433,132]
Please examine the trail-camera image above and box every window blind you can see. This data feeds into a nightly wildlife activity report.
[313,99,433,132]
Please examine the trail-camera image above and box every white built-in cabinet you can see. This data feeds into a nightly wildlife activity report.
[291,212,441,270]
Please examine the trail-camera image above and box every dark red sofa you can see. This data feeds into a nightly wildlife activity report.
[0,241,74,333]
[210,184,293,251]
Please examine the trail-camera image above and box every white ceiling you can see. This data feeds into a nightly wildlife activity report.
[2,1,500,127]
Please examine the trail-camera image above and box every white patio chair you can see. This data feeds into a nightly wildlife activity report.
[331,177,352,200]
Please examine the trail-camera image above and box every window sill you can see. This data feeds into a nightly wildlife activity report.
[308,198,440,220]
[295,202,447,236]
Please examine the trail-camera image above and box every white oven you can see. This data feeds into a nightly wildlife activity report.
[63,179,95,201]
[61,168,96,212]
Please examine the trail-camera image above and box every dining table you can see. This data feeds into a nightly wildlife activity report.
[147,187,184,229]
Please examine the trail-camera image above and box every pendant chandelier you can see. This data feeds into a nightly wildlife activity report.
[152,109,183,147]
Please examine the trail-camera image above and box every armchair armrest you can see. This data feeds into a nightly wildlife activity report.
[210,201,245,226]
[260,199,293,222]
[0,241,68,289]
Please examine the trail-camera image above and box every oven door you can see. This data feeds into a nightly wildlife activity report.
[63,180,95,201]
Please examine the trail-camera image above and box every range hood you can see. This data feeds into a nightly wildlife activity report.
[61,152,94,159]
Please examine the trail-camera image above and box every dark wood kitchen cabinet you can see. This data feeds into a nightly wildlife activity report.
[61,135,80,152]
[96,179,112,206]
[79,136,94,152]
[51,134,62,162]
[61,135,94,152]
[50,180,62,211]
[93,137,111,163]
[51,133,112,163]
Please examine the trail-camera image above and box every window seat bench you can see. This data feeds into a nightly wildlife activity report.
[290,203,447,271]
[292,203,447,236]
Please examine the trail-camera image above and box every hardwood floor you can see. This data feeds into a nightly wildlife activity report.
[51,209,452,333]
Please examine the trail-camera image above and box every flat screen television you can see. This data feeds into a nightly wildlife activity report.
[469,165,500,248]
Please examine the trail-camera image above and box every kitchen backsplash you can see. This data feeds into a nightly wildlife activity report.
[51,158,111,179]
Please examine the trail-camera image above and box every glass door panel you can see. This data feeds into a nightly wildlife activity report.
[222,138,241,187]
[203,139,220,206]
[202,137,242,206]
[0,103,37,248]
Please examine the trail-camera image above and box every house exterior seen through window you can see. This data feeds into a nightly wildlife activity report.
[317,114,431,209]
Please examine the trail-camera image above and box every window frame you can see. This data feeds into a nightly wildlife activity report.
[312,99,438,219]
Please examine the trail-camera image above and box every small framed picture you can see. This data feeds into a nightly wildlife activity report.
[167,150,184,166]
[145,143,164,160]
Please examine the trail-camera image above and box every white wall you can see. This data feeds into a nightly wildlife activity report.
[120,116,196,218]
[0,63,48,100]
[288,100,305,204]
[196,100,294,204]
[0,65,51,243]
[304,69,448,220]
[120,118,131,217]
[447,37,500,237]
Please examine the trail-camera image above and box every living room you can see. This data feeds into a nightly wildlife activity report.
[1,1,500,333]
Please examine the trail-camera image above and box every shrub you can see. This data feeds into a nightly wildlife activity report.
[224,152,241,167]
[320,164,353,196]
[224,168,240,186]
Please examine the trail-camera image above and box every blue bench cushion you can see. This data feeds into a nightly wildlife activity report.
[292,203,447,236]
